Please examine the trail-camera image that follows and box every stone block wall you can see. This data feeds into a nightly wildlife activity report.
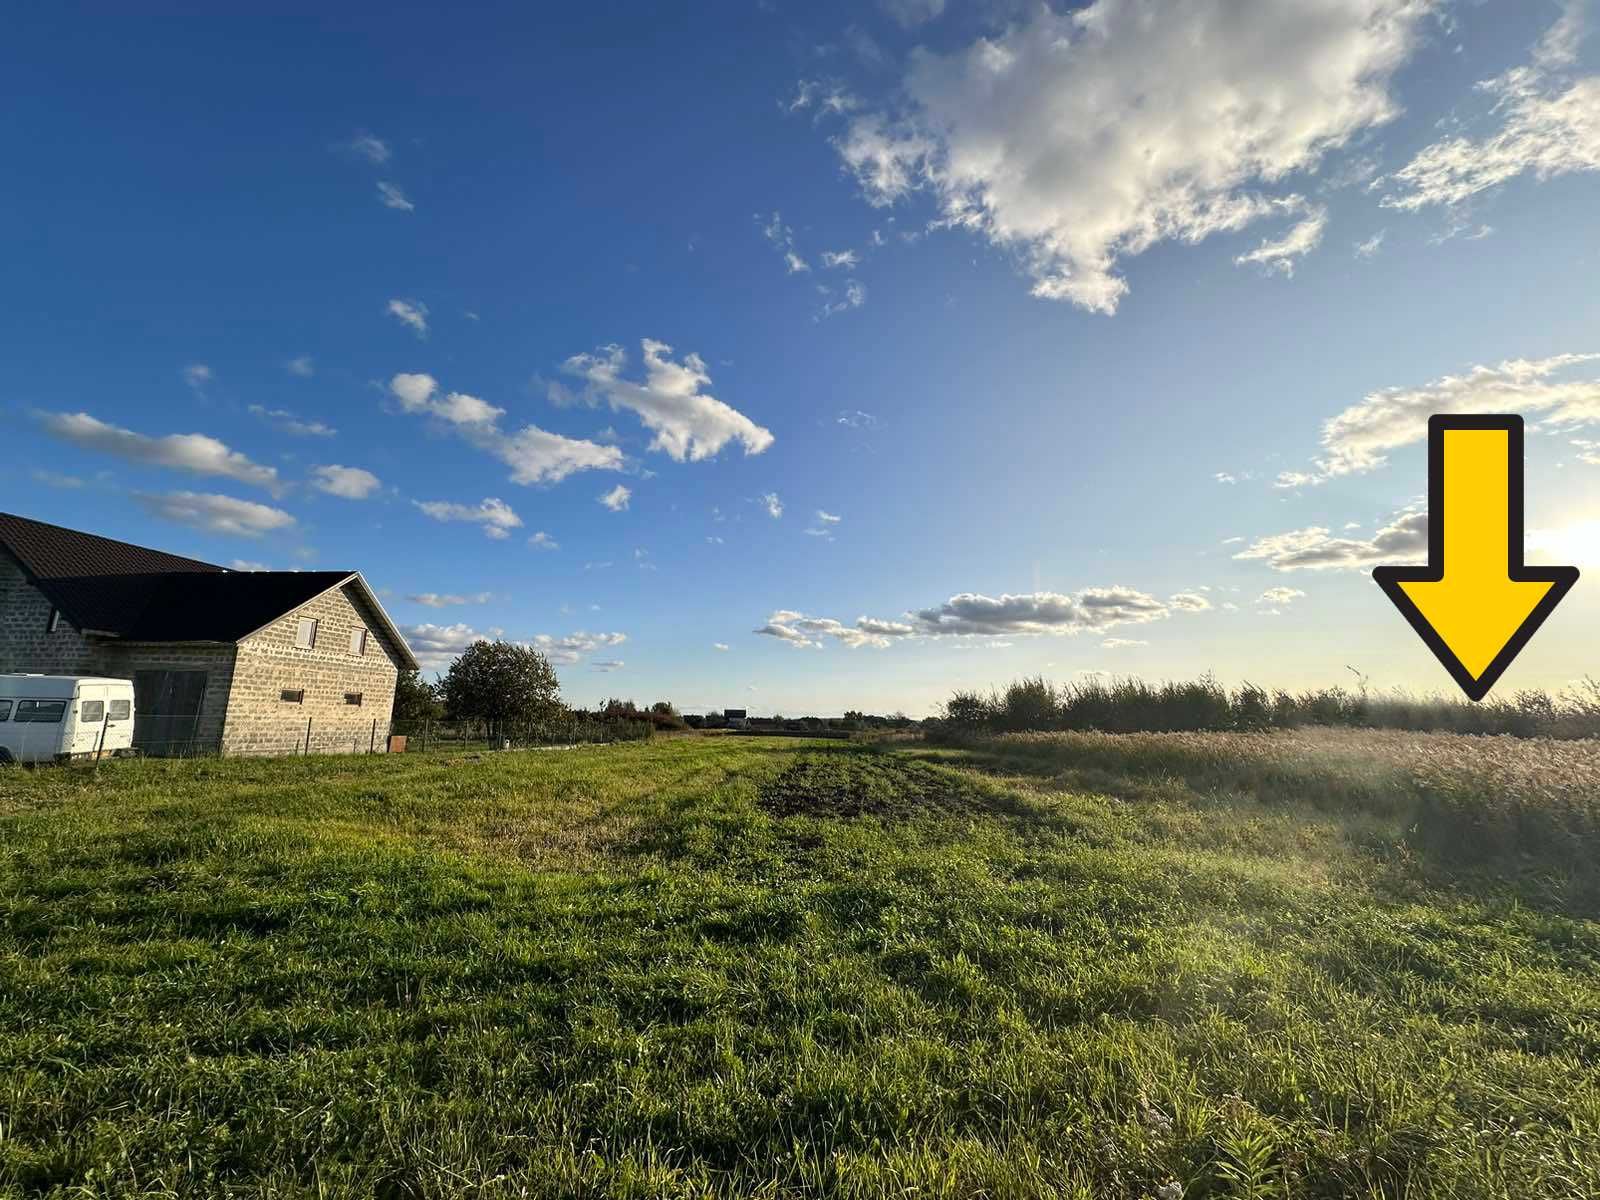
[222,580,402,756]
[0,558,98,674]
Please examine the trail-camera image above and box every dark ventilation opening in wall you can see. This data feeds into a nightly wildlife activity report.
[281,689,305,704]
[345,693,363,706]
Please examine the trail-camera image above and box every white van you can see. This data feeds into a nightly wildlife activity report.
[0,675,136,764]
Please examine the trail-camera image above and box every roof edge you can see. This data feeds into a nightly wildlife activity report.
[233,572,420,672]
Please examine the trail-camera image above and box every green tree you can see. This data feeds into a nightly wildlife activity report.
[392,669,444,728]
[441,641,562,741]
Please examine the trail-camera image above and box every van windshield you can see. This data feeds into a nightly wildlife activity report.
[14,700,68,724]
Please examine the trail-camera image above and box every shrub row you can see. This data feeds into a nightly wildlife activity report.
[936,675,1600,739]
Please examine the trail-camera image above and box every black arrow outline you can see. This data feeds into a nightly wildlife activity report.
[1373,414,1577,703]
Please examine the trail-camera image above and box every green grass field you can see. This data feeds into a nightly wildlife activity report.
[2,734,1598,1198]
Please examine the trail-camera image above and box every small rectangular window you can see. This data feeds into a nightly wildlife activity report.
[80,700,105,724]
[281,689,305,704]
[108,699,131,721]
[47,608,61,633]
[15,700,67,724]
[344,692,363,706]
[350,627,367,656]
[0,700,11,722]
[295,617,318,649]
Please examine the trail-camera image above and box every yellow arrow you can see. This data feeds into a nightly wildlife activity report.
[1374,415,1577,702]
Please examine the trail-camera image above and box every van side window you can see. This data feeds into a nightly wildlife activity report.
[0,700,11,722]
[108,699,131,721]
[15,700,67,724]
[80,700,105,724]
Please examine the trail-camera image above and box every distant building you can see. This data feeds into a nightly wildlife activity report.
[0,512,417,756]
[723,708,748,729]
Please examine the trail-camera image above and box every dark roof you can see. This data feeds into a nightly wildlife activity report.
[0,512,418,668]
[0,512,223,579]
[40,570,355,641]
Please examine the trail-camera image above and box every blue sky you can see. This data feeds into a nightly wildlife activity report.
[4,0,1600,715]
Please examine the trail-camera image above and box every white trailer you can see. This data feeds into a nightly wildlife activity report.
[0,675,136,764]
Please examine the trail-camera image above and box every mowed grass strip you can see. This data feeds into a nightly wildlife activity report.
[1,736,1597,1198]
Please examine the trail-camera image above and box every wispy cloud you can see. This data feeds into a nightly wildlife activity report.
[377,181,414,212]
[1234,507,1426,571]
[41,412,280,492]
[310,464,381,499]
[1384,5,1600,212]
[388,372,623,485]
[346,133,391,164]
[527,531,559,550]
[183,363,213,393]
[386,298,429,338]
[407,592,493,608]
[761,492,783,519]
[284,355,315,377]
[249,405,336,438]
[413,497,523,540]
[135,491,295,537]
[599,484,632,511]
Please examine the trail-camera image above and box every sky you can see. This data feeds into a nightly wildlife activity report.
[4,0,1600,716]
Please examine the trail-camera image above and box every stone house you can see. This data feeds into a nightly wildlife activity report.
[0,512,417,756]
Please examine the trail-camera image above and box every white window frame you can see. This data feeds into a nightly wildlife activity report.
[350,627,367,656]
[295,617,318,649]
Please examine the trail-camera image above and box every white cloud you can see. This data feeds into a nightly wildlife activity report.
[599,484,632,512]
[386,298,429,338]
[527,531,559,550]
[561,340,774,462]
[284,356,315,378]
[912,588,1182,636]
[1234,205,1329,277]
[1101,638,1148,649]
[1234,507,1427,571]
[388,372,623,485]
[377,181,414,211]
[761,492,784,518]
[1354,230,1387,259]
[1384,5,1600,212]
[760,211,810,273]
[229,559,271,572]
[788,79,862,118]
[756,583,1209,650]
[134,491,296,537]
[399,623,485,672]
[837,409,879,429]
[713,643,730,651]
[41,412,280,492]
[408,592,493,608]
[249,405,336,438]
[816,510,841,524]
[32,470,84,489]
[591,660,625,673]
[533,630,627,666]
[834,0,1432,312]
[820,249,859,269]
[413,497,523,540]
[1214,471,1240,484]
[183,363,213,393]
[1258,586,1307,606]
[310,464,381,499]
[818,280,866,319]
[755,610,916,649]
[880,0,945,29]
[1303,354,1600,480]
[347,133,391,164]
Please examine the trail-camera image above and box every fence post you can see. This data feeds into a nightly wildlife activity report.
[370,719,377,754]
[423,719,430,754]
[93,712,109,778]
[304,716,313,757]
